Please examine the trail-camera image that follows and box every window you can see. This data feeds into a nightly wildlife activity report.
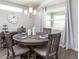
[46,15,51,28]
[24,10,28,15]
[0,4,23,12]
[53,15,65,30]
[45,7,65,30]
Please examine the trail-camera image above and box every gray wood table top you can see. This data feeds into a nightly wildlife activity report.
[13,34,48,45]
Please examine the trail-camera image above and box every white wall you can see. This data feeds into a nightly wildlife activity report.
[0,1,34,32]
[0,10,33,32]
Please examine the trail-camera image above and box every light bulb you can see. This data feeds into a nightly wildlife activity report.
[33,10,37,15]
[24,10,28,15]
[29,7,33,13]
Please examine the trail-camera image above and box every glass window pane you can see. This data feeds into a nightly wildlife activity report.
[46,20,51,28]
[0,4,23,12]
[46,15,51,21]
[53,15,65,20]
[45,7,65,30]
[53,20,65,30]
[24,10,28,15]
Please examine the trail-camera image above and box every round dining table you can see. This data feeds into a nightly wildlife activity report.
[13,33,48,46]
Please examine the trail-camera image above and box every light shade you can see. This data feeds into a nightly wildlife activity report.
[24,10,28,15]
[29,7,33,13]
[33,10,37,15]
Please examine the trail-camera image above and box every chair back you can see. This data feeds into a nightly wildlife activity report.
[43,28,51,34]
[0,33,2,48]
[5,32,15,58]
[47,33,61,57]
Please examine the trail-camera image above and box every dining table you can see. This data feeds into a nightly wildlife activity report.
[13,33,49,58]
[12,32,60,59]
[13,33,48,46]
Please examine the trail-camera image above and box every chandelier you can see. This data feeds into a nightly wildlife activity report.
[24,7,37,15]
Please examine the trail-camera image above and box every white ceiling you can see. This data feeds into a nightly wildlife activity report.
[38,0,65,9]
[1,0,65,9]
[2,0,46,8]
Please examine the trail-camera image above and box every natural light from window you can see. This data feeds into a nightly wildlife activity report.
[46,15,51,28]
[45,7,65,30]
[53,15,65,30]
[24,10,28,15]
[0,4,23,12]
[53,15,65,20]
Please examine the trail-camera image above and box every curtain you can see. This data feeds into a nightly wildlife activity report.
[64,0,75,49]
[35,9,46,32]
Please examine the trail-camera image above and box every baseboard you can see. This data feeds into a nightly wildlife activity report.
[59,44,66,48]
[73,48,78,52]
[59,45,78,52]
[67,48,78,52]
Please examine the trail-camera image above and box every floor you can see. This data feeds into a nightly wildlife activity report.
[58,47,78,59]
[0,47,78,59]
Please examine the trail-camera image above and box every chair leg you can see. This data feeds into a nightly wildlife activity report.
[46,56,49,59]
[27,52,30,59]
[33,53,36,59]
[20,55,23,59]
[7,51,9,59]
[11,55,15,59]
[56,53,58,59]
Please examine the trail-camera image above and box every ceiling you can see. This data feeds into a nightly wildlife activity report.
[2,0,46,8]
[1,0,65,9]
[38,0,65,9]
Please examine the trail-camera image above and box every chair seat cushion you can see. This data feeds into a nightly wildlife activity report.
[13,45,29,56]
[34,47,56,57]
[2,55,20,59]
[34,47,47,57]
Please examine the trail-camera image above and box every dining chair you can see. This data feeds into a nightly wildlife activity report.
[33,33,61,59]
[4,32,30,59]
[43,28,52,34]
[36,32,47,36]
[0,32,7,48]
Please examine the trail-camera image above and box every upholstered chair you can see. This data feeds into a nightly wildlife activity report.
[33,33,61,59]
[5,32,30,59]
